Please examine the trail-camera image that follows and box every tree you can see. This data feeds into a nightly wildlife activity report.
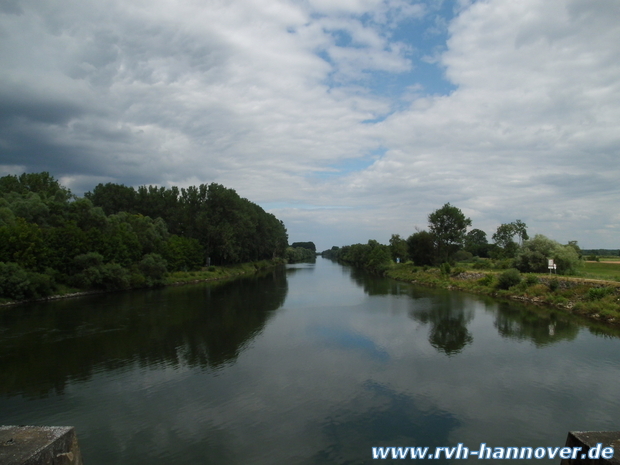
[389,234,408,262]
[464,229,489,257]
[406,230,435,266]
[514,235,582,275]
[291,242,316,252]
[492,220,528,258]
[428,203,471,263]
[512,219,529,245]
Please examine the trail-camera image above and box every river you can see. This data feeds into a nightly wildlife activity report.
[1,258,620,464]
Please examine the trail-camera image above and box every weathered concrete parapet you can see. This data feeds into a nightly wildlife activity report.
[561,431,620,465]
[0,426,83,465]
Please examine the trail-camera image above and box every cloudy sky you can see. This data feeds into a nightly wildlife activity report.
[1,0,619,250]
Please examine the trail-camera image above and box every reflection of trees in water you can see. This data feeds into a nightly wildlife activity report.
[409,292,475,356]
[284,262,316,276]
[0,267,288,398]
[347,267,409,296]
[492,302,579,347]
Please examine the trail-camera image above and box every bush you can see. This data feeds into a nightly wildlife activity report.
[440,262,451,276]
[454,250,473,262]
[525,274,540,286]
[548,278,560,292]
[515,235,582,275]
[477,274,494,287]
[451,267,466,277]
[472,260,489,270]
[0,262,56,300]
[588,287,613,301]
[138,253,168,286]
[497,268,522,290]
[493,259,514,270]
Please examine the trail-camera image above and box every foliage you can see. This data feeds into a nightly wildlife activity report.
[0,261,57,300]
[0,172,289,301]
[336,240,392,274]
[389,234,408,262]
[291,242,316,252]
[285,246,316,263]
[138,253,168,286]
[548,278,560,292]
[406,230,435,266]
[464,228,489,257]
[428,203,471,263]
[588,287,613,301]
[491,220,528,259]
[453,250,473,262]
[497,268,522,290]
[163,235,204,271]
[525,274,540,286]
[440,262,451,276]
[514,235,582,275]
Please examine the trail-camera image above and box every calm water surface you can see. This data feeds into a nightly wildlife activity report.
[1,258,620,464]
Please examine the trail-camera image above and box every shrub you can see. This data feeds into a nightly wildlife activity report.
[497,268,522,290]
[493,259,514,270]
[514,234,582,275]
[0,262,31,300]
[477,274,494,287]
[454,250,473,262]
[548,278,560,292]
[138,253,168,286]
[440,262,451,276]
[525,274,540,286]
[0,262,56,300]
[451,267,466,277]
[588,287,613,301]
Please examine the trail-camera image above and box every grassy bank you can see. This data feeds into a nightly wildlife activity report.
[1,259,285,307]
[165,259,284,285]
[385,263,620,325]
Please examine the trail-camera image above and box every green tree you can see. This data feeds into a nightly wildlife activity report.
[389,234,408,262]
[428,203,471,263]
[406,230,435,266]
[492,220,528,258]
[514,235,582,275]
[464,228,489,257]
[291,242,316,252]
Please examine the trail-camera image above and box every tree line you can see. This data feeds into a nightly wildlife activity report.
[0,172,289,300]
[322,203,583,275]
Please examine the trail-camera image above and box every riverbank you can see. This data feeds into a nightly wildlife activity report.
[0,259,285,307]
[385,263,620,326]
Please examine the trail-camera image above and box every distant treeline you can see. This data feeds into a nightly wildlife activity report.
[0,172,288,301]
[285,242,317,263]
[581,249,620,257]
[323,203,585,276]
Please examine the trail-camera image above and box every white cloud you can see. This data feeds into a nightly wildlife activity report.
[1,0,619,249]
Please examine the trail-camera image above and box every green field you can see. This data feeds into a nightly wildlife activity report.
[581,261,620,281]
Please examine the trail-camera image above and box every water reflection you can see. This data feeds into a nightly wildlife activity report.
[491,302,579,346]
[0,267,288,398]
[408,292,475,356]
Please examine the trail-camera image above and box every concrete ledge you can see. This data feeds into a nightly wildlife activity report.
[561,431,620,465]
[0,426,83,465]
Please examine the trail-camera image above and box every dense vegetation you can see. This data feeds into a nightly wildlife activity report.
[0,172,288,301]
[322,203,584,277]
[321,203,619,324]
